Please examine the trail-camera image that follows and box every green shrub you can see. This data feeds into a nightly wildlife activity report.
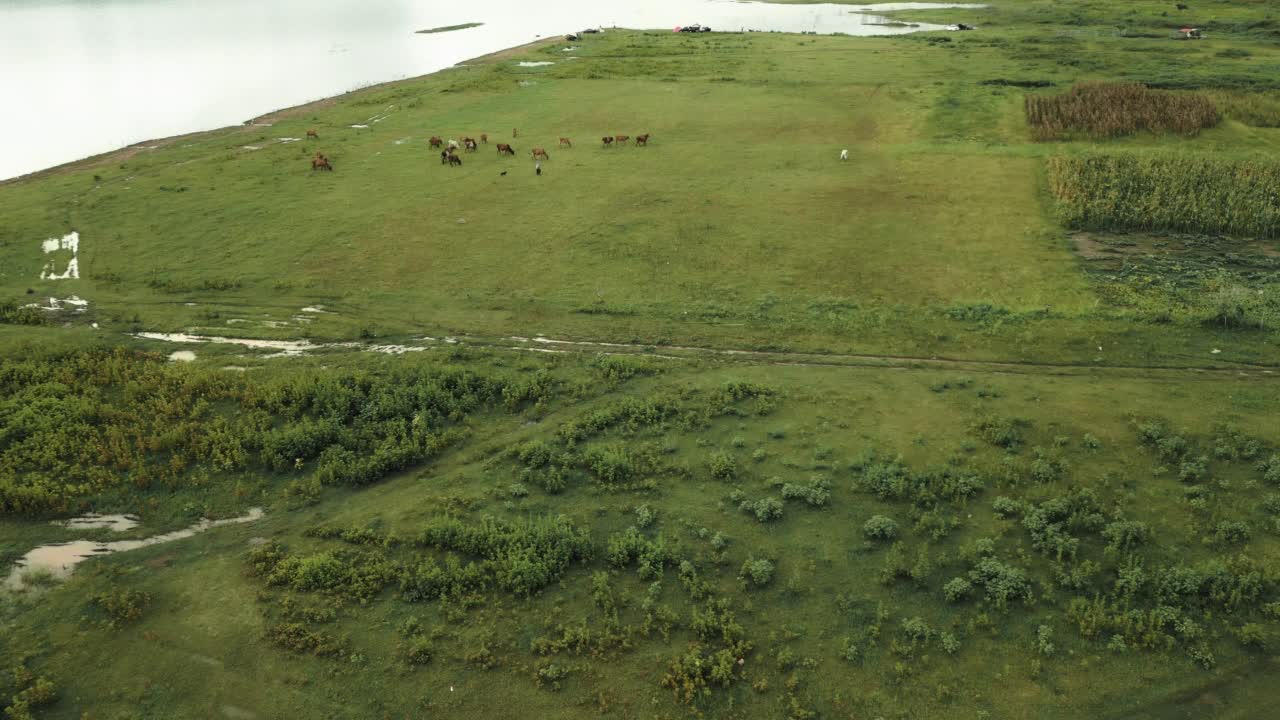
[740,497,784,522]
[863,515,899,541]
[943,577,973,602]
[91,587,152,625]
[1208,520,1251,547]
[1259,455,1280,485]
[710,451,738,481]
[1102,520,1150,552]
[1036,625,1056,656]
[402,637,433,665]
[968,558,1033,608]
[740,556,775,587]
[781,476,831,507]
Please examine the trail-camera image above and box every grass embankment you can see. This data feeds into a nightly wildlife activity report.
[0,0,1277,366]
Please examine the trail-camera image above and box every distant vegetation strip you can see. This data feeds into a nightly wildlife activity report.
[1048,154,1280,240]
[415,22,483,35]
[1027,83,1219,140]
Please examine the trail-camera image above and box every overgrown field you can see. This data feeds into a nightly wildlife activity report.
[1026,83,1219,140]
[1049,154,1280,240]
[3,349,1279,719]
[4,0,1280,718]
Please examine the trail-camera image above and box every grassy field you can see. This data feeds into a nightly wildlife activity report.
[2,1,1280,718]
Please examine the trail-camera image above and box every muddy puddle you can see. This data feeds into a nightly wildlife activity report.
[4,508,264,591]
[58,513,141,532]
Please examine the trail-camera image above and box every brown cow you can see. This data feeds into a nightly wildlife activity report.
[531,148,550,161]
[614,135,630,145]
[429,136,443,148]
[635,134,650,146]
[447,154,463,167]
[559,137,572,148]
[463,138,478,152]
[306,129,319,140]
[601,136,614,147]
[311,153,333,171]
[480,133,488,144]
[497,143,516,156]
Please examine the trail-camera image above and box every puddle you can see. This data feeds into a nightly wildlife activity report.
[40,231,80,280]
[242,145,262,151]
[278,137,300,143]
[367,345,430,355]
[135,332,316,357]
[350,124,369,129]
[517,61,555,67]
[58,514,140,532]
[169,350,197,362]
[562,47,578,52]
[23,296,88,312]
[4,508,264,591]
[222,365,249,372]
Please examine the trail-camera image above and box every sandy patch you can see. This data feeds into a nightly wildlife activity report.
[40,231,80,280]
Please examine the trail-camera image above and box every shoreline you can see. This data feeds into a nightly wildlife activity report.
[0,35,565,187]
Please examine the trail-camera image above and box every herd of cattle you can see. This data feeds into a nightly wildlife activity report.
[304,129,651,171]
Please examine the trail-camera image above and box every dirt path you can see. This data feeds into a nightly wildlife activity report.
[134,330,1280,380]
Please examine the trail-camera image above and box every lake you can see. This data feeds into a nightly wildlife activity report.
[0,1,978,180]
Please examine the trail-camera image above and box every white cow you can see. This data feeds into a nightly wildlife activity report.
[840,149,849,161]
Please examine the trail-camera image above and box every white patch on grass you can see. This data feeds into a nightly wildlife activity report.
[242,145,262,151]
[278,137,300,143]
[517,61,555,67]
[135,332,316,357]
[40,231,80,280]
[58,514,140,532]
[301,305,332,314]
[169,351,197,362]
[350,124,369,129]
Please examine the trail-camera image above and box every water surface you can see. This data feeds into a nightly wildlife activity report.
[0,1,976,179]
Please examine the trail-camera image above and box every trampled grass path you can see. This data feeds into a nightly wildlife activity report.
[138,329,1280,380]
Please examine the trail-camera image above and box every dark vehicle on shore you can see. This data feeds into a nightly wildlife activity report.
[679,24,712,33]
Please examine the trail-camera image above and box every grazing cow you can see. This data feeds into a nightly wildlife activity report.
[429,136,443,148]
[448,139,460,152]
[306,129,319,140]
[311,153,333,171]
[463,138,478,152]
[447,154,463,167]
[480,133,488,144]
[531,148,550,161]
[559,137,573,148]
[602,136,614,147]
[635,134,650,146]
[614,135,629,145]
[440,150,451,165]
[840,149,849,161]
[497,143,516,156]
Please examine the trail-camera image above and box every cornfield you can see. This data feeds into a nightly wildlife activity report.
[1048,154,1280,239]
[1026,83,1220,140]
